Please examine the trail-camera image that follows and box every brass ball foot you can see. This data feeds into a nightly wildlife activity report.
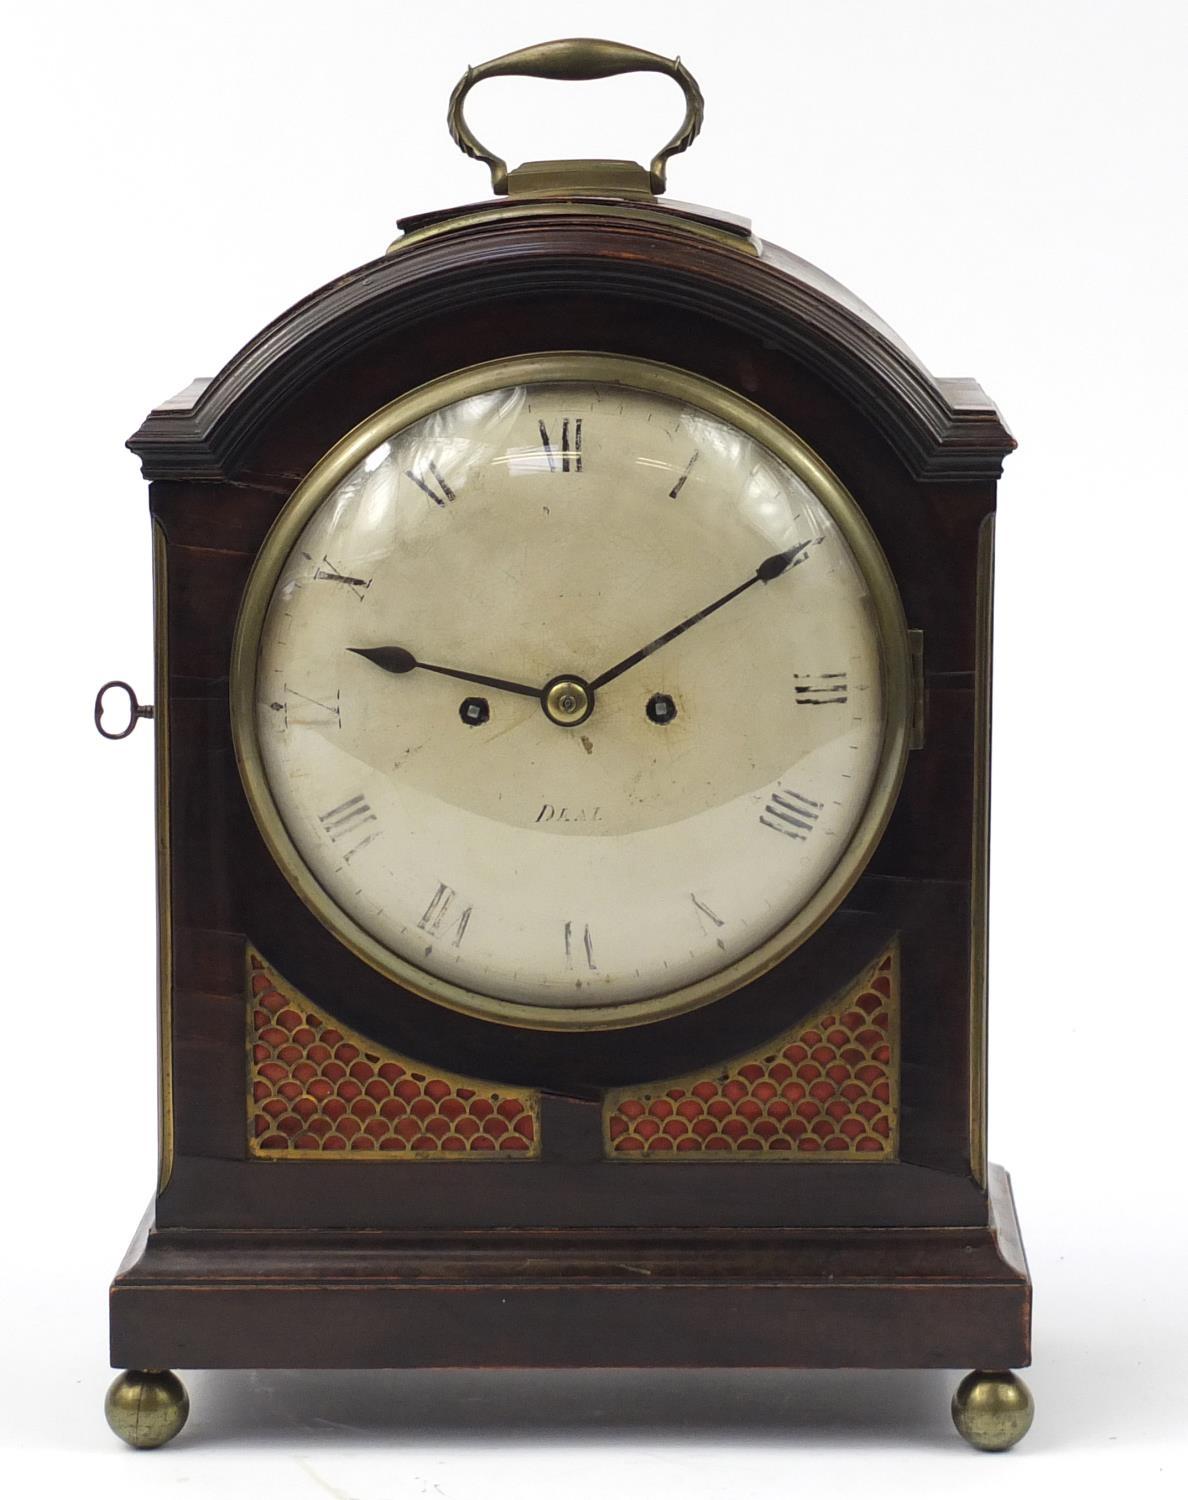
[951,1369,1034,1451]
[104,1369,190,1449]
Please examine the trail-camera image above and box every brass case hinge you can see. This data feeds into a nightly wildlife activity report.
[909,629,926,750]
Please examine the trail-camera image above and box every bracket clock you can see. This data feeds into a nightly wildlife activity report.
[98,39,1032,1452]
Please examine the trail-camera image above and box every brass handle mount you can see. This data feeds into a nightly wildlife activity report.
[447,37,704,196]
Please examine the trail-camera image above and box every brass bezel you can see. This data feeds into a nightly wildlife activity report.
[230,354,913,1032]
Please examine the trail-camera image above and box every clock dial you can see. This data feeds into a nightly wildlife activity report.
[234,357,910,1027]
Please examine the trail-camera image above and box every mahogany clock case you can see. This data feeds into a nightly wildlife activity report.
[112,201,1029,1376]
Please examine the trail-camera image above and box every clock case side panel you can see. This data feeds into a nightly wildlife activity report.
[137,215,1002,1232]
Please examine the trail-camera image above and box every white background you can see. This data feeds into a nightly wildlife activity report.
[3,0,1186,1493]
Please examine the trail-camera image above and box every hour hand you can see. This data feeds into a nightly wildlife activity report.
[348,645,542,700]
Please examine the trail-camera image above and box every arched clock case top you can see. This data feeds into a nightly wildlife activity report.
[129,218,1014,488]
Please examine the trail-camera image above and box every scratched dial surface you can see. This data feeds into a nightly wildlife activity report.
[249,377,892,1018]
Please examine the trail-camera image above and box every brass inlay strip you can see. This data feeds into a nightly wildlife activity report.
[153,520,175,1193]
[970,514,995,1187]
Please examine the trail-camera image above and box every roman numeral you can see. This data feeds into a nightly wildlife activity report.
[760,788,822,840]
[668,450,700,499]
[564,920,597,970]
[538,418,583,473]
[405,460,457,507]
[793,671,849,706]
[313,554,371,599]
[285,684,341,728]
[318,794,379,860]
[690,892,725,929]
[417,882,473,947]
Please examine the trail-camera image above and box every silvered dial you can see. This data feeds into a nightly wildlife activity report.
[234,358,909,1027]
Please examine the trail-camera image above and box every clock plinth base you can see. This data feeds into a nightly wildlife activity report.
[111,1166,1029,1439]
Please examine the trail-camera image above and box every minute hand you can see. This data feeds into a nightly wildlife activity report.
[589,540,816,693]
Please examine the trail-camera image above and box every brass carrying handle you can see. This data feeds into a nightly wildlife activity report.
[447,37,704,195]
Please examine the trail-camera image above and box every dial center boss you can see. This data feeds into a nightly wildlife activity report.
[542,676,594,727]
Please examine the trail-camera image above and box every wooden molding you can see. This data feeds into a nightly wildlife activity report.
[128,215,1014,484]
